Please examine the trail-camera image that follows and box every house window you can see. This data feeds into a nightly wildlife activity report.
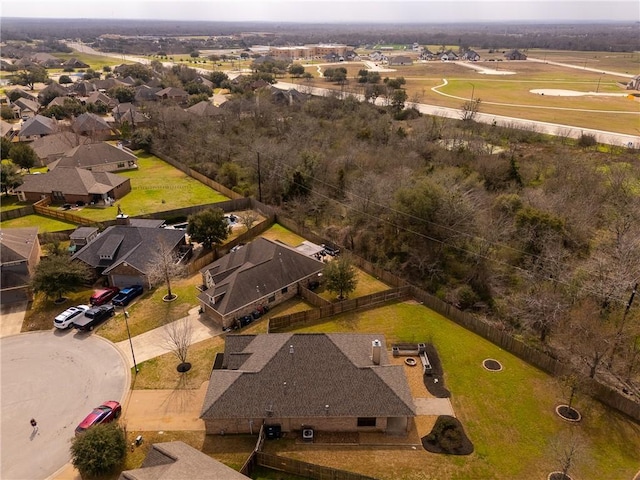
[117,162,125,168]
[52,191,64,201]
[268,295,276,303]
[357,417,376,427]
[281,286,288,294]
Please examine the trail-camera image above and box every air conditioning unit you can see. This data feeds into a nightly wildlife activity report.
[302,428,314,442]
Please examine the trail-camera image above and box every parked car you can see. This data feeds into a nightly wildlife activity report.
[112,285,143,307]
[54,305,90,329]
[75,401,121,435]
[73,305,115,331]
[89,287,120,306]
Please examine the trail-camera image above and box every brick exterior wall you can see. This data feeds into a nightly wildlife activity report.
[204,416,391,435]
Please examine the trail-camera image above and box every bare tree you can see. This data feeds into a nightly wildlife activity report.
[147,240,187,301]
[461,98,481,121]
[550,431,583,480]
[237,211,258,232]
[164,317,193,371]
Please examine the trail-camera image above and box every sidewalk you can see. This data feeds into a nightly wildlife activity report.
[115,307,222,368]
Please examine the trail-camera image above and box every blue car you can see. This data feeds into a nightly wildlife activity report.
[112,285,144,306]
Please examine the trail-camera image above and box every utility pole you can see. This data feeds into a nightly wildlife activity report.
[257,152,262,203]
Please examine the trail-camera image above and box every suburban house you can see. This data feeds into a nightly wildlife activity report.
[37,82,68,104]
[30,52,62,68]
[83,91,118,109]
[440,50,459,61]
[155,87,189,104]
[30,131,91,166]
[1,120,15,139]
[112,103,149,126]
[197,237,325,329]
[461,50,481,61]
[69,226,99,253]
[72,223,188,287]
[200,333,416,436]
[49,142,138,173]
[504,49,527,60]
[388,56,413,66]
[626,74,640,90]
[12,97,40,119]
[72,113,115,140]
[0,227,41,305]
[118,441,249,480]
[63,58,89,69]
[14,167,131,204]
[17,115,58,141]
[186,100,222,117]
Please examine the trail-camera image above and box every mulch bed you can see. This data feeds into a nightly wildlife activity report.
[548,472,573,480]
[556,405,581,422]
[421,415,474,455]
[423,343,451,398]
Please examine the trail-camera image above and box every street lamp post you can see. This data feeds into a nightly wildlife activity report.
[469,83,475,101]
[123,308,139,374]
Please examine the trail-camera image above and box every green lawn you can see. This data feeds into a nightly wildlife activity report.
[278,302,640,480]
[51,51,133,70]
[0,195,31,212]
[0,214,76,232]
[54,152,229,222]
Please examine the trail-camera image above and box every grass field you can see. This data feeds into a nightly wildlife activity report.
[306,52,640,135]
[51,52,134,71]
[262,301,640,480]
[52,152,229,222]
[0,213,76,232]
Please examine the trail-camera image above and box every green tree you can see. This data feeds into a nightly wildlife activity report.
[70,423,126,478]
[131,128,153,152]
[1,137,13,159]
[58,74,73,84]
[31,254,93,302]
[391,88,408,116]
[108,86,136,103]
[210,71,229,88]
[9,143,38,172]
[190,50,200,58]
[1,105,16,120]
[187,207,229,250]
[12,66,48,90]
[323,254,357,300]
[1,161,23,194]
[288,63,305,77]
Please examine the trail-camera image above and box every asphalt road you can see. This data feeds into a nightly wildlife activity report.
[0,331,129,480]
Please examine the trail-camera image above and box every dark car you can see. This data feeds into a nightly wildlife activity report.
[112,285,144,307]
[89,287,120,306]
[321,244,340,256]
[73,305,115,331]
[75,401,121,435]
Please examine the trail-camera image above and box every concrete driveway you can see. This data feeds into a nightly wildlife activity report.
[0,331,129,480]
[0,302,28,338]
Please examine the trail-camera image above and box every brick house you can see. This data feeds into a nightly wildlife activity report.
[200,333,416,436]
[15,167,131,204]
[197,237,324,329]
[0,227,41,305]
[49,142,139,173]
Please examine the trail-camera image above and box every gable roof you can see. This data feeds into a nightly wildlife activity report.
[30,131,92,161]
[72,225,185,275]
[198,237,324,316]
[19,115,57,137]
[37,82,68,103]
[13,97,40,113]
[156,87,188,98]
[85,91,116,106]
[15,167,129,196]
[1,120,14,138]
[50,142,137,170]
[185,100,221,117]
[72,113,113,133]
[118,441,248,480]
[0,227,39,264]
[201,333,416,420]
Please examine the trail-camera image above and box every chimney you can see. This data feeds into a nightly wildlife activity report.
[372,339,381,365]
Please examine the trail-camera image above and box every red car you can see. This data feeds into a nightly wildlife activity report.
[75,401,121,435]
[89,287,120,306]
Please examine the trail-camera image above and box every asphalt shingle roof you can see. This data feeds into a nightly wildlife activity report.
[19,115,56,137]
[198,237,324,316]
[201,333,416,420]
[0,227,39,264]
[51,142,137,170]
[15,167,129,196]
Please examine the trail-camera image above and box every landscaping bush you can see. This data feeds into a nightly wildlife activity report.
[422,415,474,455]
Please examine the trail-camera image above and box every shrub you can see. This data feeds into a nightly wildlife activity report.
[70,423,126,477]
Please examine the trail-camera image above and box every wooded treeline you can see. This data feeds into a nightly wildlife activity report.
[145,88,640,393]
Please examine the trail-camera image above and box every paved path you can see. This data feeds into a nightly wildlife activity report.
[413,398,455,417]
[1,332,129,480]
[114,307,222,368]
[0,302,27,338]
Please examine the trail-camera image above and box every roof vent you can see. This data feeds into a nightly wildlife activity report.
[289,344,294,354]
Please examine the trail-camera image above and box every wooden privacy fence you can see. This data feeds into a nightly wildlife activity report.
[33,197,95,226]
[1,204,34,222]
[269,287,412,332]
[255,452,378,480]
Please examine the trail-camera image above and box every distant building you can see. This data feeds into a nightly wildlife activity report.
[504,49,527,61]
[0,227,41,305]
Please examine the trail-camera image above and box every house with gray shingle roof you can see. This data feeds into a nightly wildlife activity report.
[118,441,249,480]
[198,237,324,329]
[0,227,41,305]
[12,97,40,119]
[186,100,222,117]
[49,142,138,173]
[30,131,91,165]
[72,112,115,140]
[155,87,189,104]
[389,55,413,66]
[200,333,416,435]
[15,167,130,205]
[17,114,57,140]
[72,224,186,287]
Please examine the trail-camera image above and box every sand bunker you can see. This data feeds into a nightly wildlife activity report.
[531,89,629,97]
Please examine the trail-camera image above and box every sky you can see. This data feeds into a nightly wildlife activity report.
[1,0,637,23]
